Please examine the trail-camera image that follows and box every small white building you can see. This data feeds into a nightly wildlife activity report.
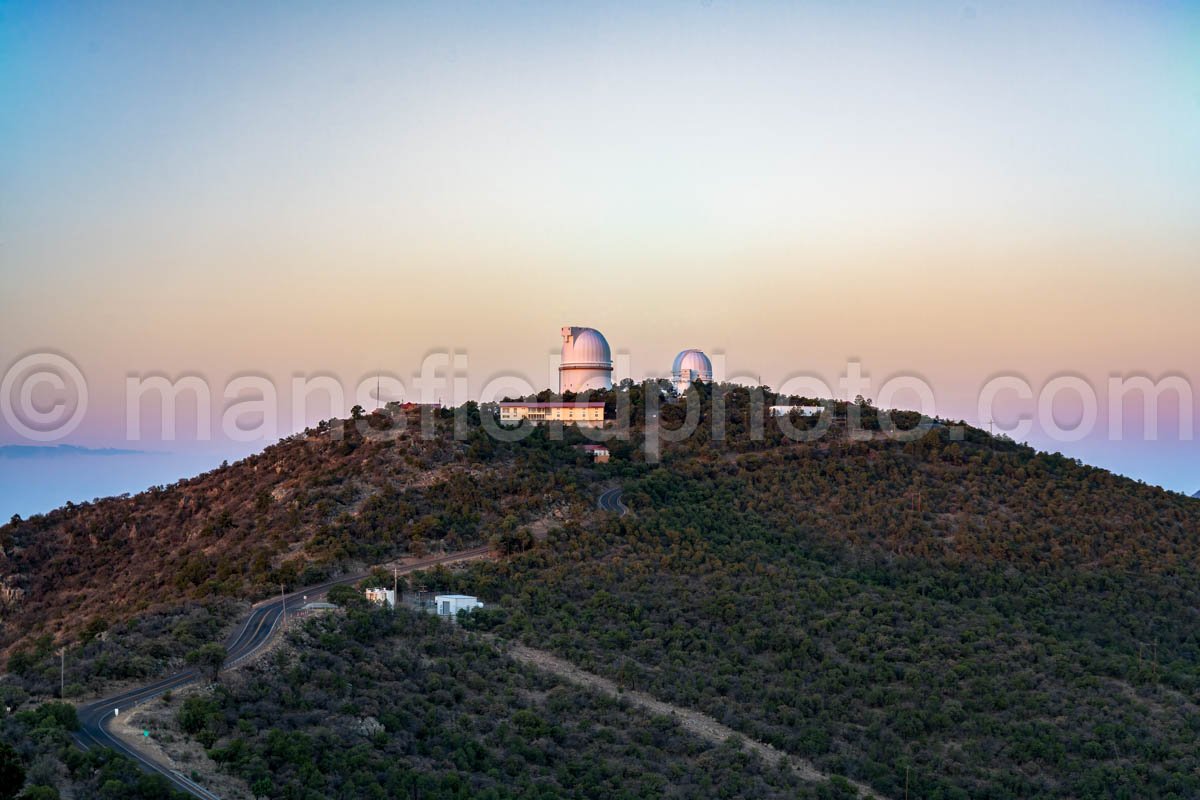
[578,443,610,463]
[365,588,396,609]
[435,594,483,617]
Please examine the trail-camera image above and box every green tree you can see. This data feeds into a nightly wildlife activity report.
[0,742,25,800]
[327,584,367,610]
[17,787,59,800]
[490,528,534,555]
[177,695,219,735]
[185,643,227,681]
[33,701,78,731]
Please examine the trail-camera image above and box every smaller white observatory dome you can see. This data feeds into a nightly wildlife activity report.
[672,349,713,393]
[560,326,613,394]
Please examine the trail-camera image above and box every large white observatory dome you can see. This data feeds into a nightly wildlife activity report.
[559,326,613,394]
[672,349,713,393]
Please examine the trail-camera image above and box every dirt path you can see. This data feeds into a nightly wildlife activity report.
[496,639,887,800]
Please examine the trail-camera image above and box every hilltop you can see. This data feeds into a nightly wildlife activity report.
[3,386,1199,799]
[4,389,1198,659]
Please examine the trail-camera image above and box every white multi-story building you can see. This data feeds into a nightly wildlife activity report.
[499,402,605,427]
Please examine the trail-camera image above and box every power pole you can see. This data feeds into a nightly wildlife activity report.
[393,566,398,612]
[281,583,287,628]
[60,648,65,698]
[905,766,910,800]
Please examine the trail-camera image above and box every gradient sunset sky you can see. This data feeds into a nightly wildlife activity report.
[2,1,1198,516]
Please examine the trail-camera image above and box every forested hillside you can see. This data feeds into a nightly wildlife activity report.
[449,390,1200,799]
[0,407,589,656]
[174,597,828,799]
[3,386,1199,799]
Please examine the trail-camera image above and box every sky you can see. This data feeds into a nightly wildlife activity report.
[1,0,1198,517]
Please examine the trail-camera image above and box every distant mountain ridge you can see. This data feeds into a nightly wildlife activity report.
[0,444,151,459]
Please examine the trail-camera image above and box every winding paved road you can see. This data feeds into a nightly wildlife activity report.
[72,546,493,798]
[597,486,628,516]
[75,491,625,796]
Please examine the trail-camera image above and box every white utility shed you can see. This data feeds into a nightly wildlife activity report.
[435,594,483,616]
